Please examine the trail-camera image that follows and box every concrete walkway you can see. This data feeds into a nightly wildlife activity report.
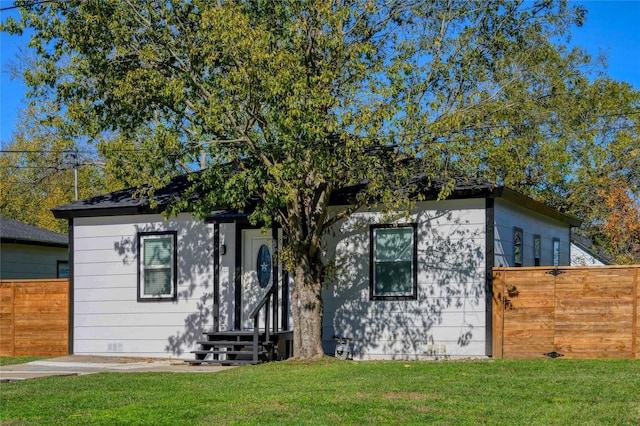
[0,355,234,382]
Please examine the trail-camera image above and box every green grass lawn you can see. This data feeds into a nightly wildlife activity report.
[1,358,638,425]
[0,356,50,367]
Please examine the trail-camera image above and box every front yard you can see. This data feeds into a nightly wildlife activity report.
[1,358,638,425]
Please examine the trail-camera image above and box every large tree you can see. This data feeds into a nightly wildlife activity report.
[6,0,631,358]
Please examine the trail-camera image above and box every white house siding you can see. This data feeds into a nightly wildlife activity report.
[322,199,487,360]
[72,214,214,359]
[494,199,571,267]
[217,222,236,331]
[0,244,68,279]
[570,243,605,266]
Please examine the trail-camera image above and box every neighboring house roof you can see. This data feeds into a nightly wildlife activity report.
[51,172,581,227]
[0,217,68,247]
[571,234,613,265]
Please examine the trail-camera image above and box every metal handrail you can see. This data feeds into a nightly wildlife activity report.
[249,285,276,362]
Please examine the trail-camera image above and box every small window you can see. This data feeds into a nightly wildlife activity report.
[57,261,69,278]
[138,232,177,301]
[553,238,560,266]
[533,235,541,266]
[370,224,417,300]
[513,227,523,267]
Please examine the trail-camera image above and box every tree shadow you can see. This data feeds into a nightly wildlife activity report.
[323,206,485,359]
[111,217,214,357]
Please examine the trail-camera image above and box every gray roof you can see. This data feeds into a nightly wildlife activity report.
[1,217,68,246]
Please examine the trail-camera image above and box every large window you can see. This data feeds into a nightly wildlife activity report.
[138,232,177,301]
[370,224,417,300]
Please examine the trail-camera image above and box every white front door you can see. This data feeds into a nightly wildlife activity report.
[241,229,273,329]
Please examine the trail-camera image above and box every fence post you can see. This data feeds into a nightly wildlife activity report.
[492,269,504,359]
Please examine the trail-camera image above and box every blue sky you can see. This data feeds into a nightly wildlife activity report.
[1,1,639,145]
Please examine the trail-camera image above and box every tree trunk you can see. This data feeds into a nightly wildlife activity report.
[290,251,324,359]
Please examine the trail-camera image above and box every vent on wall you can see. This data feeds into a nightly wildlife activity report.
[107,343,123,352]
[426,344,447,355]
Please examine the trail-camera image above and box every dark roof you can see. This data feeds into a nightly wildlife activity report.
[51,171,581,227]
[0,217,68,247]
[52,173,198,219]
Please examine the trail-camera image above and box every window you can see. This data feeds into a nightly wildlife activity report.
[533,235,541,266]
[370,224,417,300]
[57,261,69,278]
[513,227,523,267]
[138,232,177,301]
[552,238,560,266]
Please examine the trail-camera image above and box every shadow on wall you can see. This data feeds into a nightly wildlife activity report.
[112,220,214,357]
[327,209,485,359]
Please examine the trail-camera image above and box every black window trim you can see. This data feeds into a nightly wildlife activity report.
[552,237,560,267]
[369,223,418,301]
[137,231,178,302]
[513,227,523,267]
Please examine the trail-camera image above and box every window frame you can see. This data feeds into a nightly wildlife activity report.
[369,223,418,301]
[552,238,560,267]
[533,234,541,266]
[513,227,523,267]
[137,231,178,302]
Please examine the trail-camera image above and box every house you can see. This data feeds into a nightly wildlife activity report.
[0,217,69,280]
[570,234,612,266]
[51,174,580,361]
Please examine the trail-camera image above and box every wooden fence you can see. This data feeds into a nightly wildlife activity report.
[492,266,639,359]
[0,279,70,357]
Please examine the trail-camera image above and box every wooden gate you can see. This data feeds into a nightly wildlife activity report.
[492,266,639,359]
[0,279,70,356]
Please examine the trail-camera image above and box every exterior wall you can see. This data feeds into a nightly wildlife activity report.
[72,214,214,359]
[570,243,605,266]
[322,199,488,360]
[0,244,68,279]
[218,223,236,331]
[494,199,571,267]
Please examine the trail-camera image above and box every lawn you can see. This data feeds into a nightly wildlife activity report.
[1,358,638,425]
[0,356,49,367]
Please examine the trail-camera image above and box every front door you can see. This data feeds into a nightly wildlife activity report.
[241,229,273,329]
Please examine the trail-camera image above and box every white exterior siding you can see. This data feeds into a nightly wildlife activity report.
[322,199,488,360]
[72,214,214,359]
[218,222,236,331]
[0,244,68,279]
[571,243,605,266]
[494,199,571,267]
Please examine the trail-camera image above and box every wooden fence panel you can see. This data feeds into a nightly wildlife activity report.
[0,279,69,357]
[493,266,640,359]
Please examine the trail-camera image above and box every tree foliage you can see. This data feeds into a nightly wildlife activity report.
[4,0,639,356]
[0,105,125,233]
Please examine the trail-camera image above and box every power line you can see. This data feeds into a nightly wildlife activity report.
[0,1,54,12]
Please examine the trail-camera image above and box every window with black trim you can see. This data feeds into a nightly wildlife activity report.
[552,238,560,266]
[533,235,541,266]
[57,261,69,278]
[370,224,417,300]
[513,227,523,267]
[138,232,177,301]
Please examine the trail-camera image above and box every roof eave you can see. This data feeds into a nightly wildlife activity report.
[494,187,582,227]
